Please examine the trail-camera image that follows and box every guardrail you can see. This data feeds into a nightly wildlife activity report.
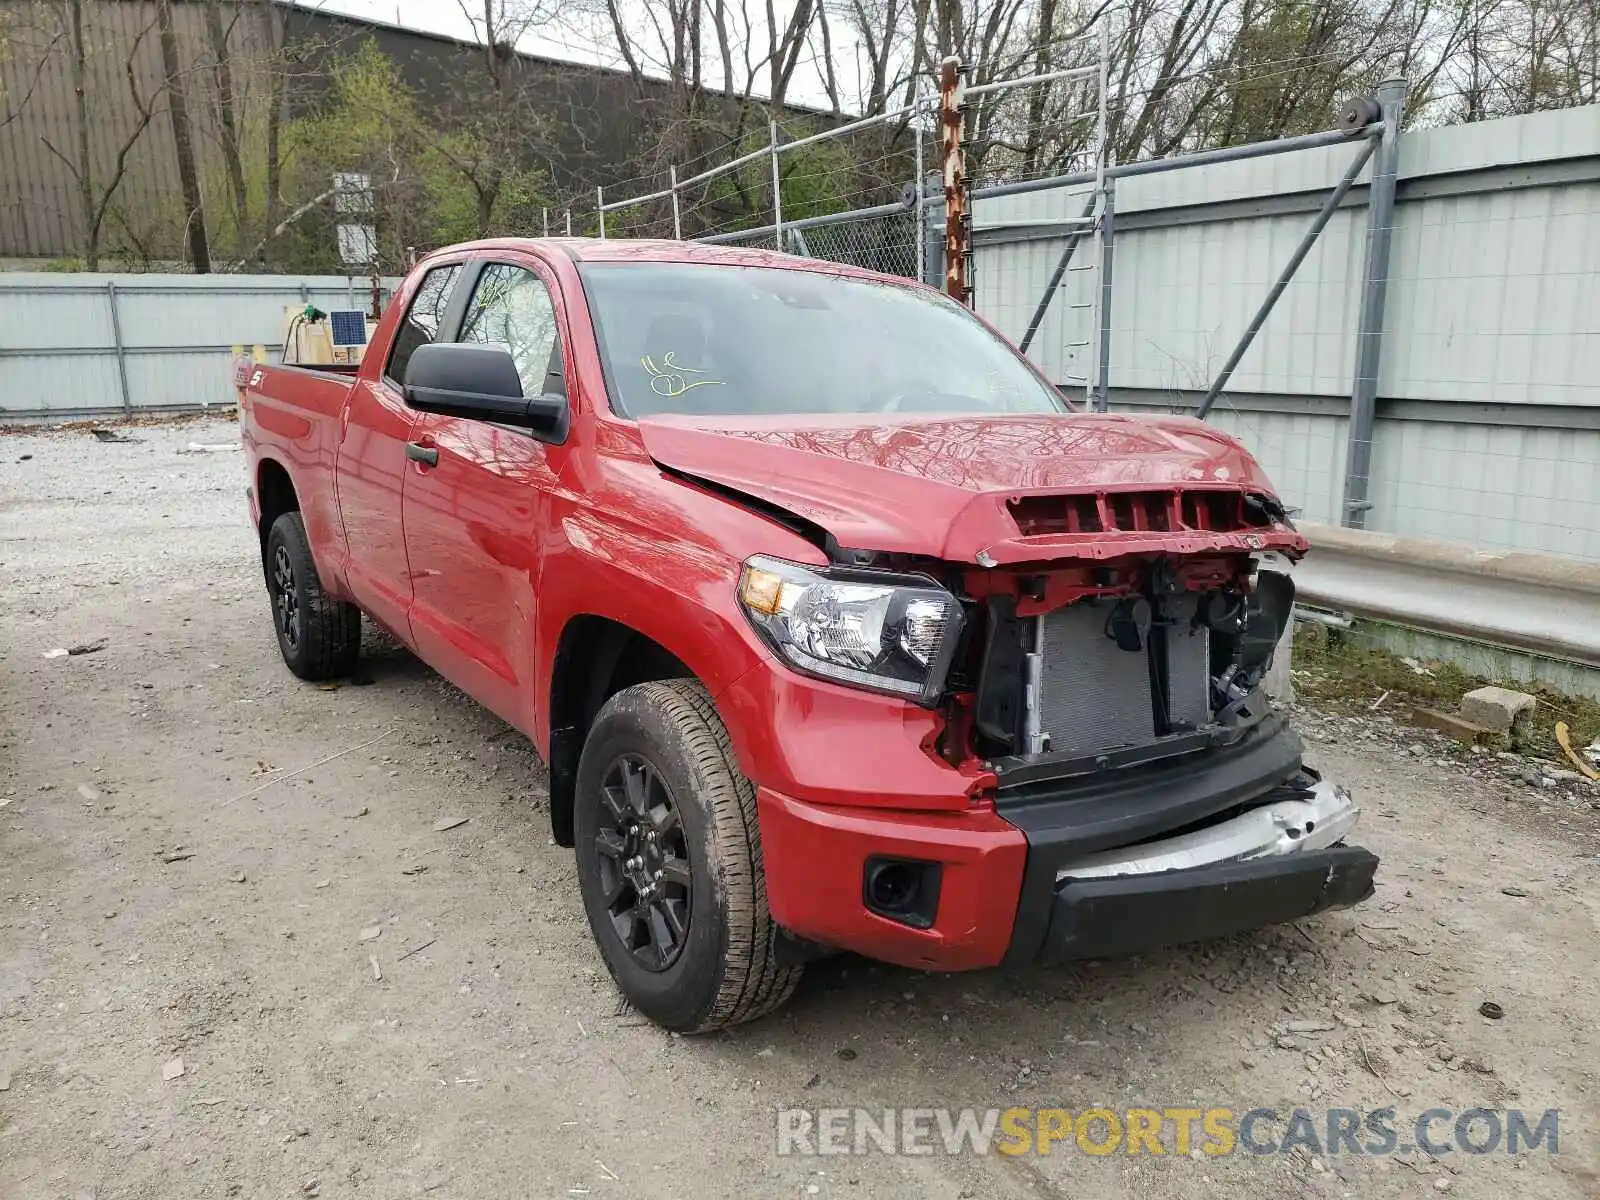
[1294,523,1600,668]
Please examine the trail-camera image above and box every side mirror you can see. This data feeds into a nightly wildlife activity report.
[404,342,566,436]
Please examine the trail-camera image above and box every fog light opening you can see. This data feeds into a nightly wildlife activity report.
[862,857,943,929]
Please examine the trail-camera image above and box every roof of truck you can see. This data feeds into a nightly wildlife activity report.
[429,237,901,282]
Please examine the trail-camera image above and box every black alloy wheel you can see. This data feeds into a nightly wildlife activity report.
[591,752,694,971]
[272,542,302,652]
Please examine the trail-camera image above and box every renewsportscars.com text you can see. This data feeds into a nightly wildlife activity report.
[775,1106,1559,1158]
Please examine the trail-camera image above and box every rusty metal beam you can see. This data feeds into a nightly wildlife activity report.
[938,57,968,304]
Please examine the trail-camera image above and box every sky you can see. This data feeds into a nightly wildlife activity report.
[294,0,869,111]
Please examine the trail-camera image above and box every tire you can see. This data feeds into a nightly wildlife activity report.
[574,679,802,1032]
[264,511,362,681]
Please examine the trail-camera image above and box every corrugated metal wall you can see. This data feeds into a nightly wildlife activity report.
[0,274,395,419]
[974,104,1600,560]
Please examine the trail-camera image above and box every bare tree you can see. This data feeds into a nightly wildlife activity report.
[35,0,160,270]
[155,0,210,271]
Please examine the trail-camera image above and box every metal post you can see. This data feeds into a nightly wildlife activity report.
[669,165,682,240]
[1086,16,1111,409]
[770,121,783,248]
[938,56,968,304]
[1342,78,1406,529]
[1017,195,1098,354]
[921,171,944,287]
[596,186,606,239]
[565,209,572,237]
[913,88,925,285]
[106,280,131,415]
[542,207,549,237]
[1196,136,1378,419]
[1093,178,1115,411]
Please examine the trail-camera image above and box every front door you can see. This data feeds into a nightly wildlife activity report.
[401,259,569,729]
[337,261,464,641]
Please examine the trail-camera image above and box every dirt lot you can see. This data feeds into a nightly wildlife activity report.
[3,418,1599,1200]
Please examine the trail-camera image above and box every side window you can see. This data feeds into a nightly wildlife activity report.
[385,263,462,387]
[458,264,561,398]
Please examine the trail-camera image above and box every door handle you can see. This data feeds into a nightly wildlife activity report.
[406,441,439,467]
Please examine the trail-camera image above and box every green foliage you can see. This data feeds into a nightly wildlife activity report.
[268,40,552,269]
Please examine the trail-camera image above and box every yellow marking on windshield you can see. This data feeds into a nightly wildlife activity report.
[642,352,723,398]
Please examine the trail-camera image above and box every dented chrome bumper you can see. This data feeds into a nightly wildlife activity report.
[1055,778,1361,881]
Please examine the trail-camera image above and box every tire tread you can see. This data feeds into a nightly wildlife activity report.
[626,679,801,1031]
[267,512,361,681]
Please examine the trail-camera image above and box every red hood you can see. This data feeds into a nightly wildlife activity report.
[639,412,1308,564]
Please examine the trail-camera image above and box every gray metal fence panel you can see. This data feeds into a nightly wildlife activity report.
[0,273,398,419]
[975,103,1600,559]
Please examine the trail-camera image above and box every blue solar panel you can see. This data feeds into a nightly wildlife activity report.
[330,310,367,346]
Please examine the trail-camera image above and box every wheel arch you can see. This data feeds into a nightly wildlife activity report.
[256,457,300,570]
[547,614,697,846]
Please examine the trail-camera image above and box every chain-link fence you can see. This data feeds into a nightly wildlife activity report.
[705,208,924,281]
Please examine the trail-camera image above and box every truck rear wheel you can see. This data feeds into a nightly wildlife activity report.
[264,512,361,681]
[573,679,801,1032]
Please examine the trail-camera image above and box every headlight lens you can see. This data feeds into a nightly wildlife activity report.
[737,555,964,705]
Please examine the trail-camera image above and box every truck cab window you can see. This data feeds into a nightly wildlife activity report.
[386,263,462,387]
[458,264,562,398]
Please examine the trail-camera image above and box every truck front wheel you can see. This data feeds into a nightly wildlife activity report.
[573,679,801,1032]
[264,512,361,681]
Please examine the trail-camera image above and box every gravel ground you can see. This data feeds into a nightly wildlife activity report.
[3,418,1599,1200]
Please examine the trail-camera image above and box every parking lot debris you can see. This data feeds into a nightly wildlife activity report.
[1284,1019,1337,1034]
[432,816,469,832]
[1554,722,1600,781]
[1479,1001,1505,1020]
[77,783,101,802]
[1500,886,1528,897]
[181,442,241,454]
[397,938,437,961]
[42,648,69,659]
[222,727,394,805]
[370,956,382,981]
[68,638,108,656]
[90,429,138,443]
[358,925,382,942]
[161,849,195,863]
[230,870,247,883]
[0,1071,11,1091]
[162,1057,186,1081]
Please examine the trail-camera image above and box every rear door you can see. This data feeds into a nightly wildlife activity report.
[337,261,466,640]
[400,257,571,729]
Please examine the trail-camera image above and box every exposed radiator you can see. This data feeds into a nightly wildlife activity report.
[1035,595,1212,755]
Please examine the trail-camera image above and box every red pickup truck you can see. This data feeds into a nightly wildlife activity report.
[238,238,1376,1031]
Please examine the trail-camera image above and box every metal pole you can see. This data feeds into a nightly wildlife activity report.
[565,209,572,237]
[1088,17,1111,410]
[1094,179,1115,411]
[938,56,968,304]
[974,124,1381,203]
[1342,79,1406,529]
[669,165,682,239]
[1017,194,1098,354]
[596,186,606,239]
[1196,135,1378,419]
[542,207,549,237]
[913,88,925,285]
[770,121,783,249]
[106,280,131,415]
[921,171,943,287]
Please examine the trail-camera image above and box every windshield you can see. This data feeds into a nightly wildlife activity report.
[579,262,1069,419]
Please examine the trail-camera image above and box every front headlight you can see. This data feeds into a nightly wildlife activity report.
[737,555,964,706]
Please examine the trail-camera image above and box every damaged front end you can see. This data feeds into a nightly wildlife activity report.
[776,481,1381,964]
[920,485,1379,963]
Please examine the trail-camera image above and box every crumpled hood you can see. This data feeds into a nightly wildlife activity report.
[639,411,1306,564]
